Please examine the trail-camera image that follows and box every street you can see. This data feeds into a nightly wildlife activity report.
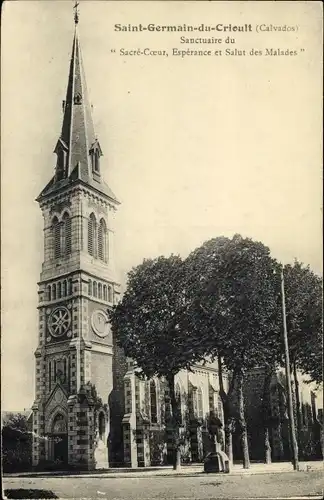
[3,471,323,499]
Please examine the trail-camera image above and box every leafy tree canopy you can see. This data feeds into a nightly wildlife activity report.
[108,255,207,380]
[184,234,282,373]
[2,412,29,431]
[283,260,322,384]
[2,412,30,442]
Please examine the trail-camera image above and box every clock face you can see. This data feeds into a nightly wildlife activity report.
[91,310,110,338]
[48,306,71,338]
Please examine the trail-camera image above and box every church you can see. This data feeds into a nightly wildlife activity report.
[30,7,228,470]
[31,9,321,471]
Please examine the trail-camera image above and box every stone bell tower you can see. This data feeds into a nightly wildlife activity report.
[32,6,121,470]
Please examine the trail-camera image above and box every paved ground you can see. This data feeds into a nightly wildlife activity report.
[5,460,323,479]
[3,470,324,499]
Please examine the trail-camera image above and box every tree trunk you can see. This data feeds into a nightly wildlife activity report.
[264,427,271,465]
[293,360,302,457]
[167,373,181,471]
[237,369,250,469]
[262,367,273,464]
[218,355,234,463]
[224,417,233,463]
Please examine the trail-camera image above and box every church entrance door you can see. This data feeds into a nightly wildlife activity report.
[54,435,68,463]
[52,413,68,466]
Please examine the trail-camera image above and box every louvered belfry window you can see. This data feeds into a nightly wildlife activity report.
[98,218,107,261]
[98,222,103,260]
[52,217,61,259]
[88,213,96,256]
[62,212,72,255]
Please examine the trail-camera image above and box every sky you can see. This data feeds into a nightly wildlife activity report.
[1,1,322,411]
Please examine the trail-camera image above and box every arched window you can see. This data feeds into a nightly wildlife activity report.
[99,412,105,441]
[88,279,92,296]
[62,280,67,297]
[52,284,57,300]
[108,286,113,303]
[197,387,203,420]
[175,383,183,425]
[98,283,102,299]
[68,356,71,392]
[62,212,72,255]
[103,285,107,301]
[68,278,72,295]
[164,385,172,420]
[88,213,96,257]
[93,281,97,298]
[46,285,51,301]
[49,361,52,392]
[150,380,158,424]
[52,217,61,259]
[57,282,62,299]
[98,218,108,262]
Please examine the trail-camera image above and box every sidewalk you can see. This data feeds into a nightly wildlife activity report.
[4,461,323,479]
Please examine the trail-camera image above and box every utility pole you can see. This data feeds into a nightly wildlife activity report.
[281,267,299,471]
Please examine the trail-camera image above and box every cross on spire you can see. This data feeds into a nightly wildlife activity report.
[73,1,79,25]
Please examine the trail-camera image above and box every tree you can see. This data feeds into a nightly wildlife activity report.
[108,255,207,470]
[2,412,32,472]
[184,234,281,468]
[283,260,322,385]
[282,261,322,453]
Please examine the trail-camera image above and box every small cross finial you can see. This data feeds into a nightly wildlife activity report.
[73,1,79,25]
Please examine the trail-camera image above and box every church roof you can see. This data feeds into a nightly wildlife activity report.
[38,15,119,204]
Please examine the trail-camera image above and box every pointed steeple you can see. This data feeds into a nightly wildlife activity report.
[38,6,118,203]
[58,21,96,179]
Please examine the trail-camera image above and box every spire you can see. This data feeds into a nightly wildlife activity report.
[38,5,118,204]
[59,20,97,179]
